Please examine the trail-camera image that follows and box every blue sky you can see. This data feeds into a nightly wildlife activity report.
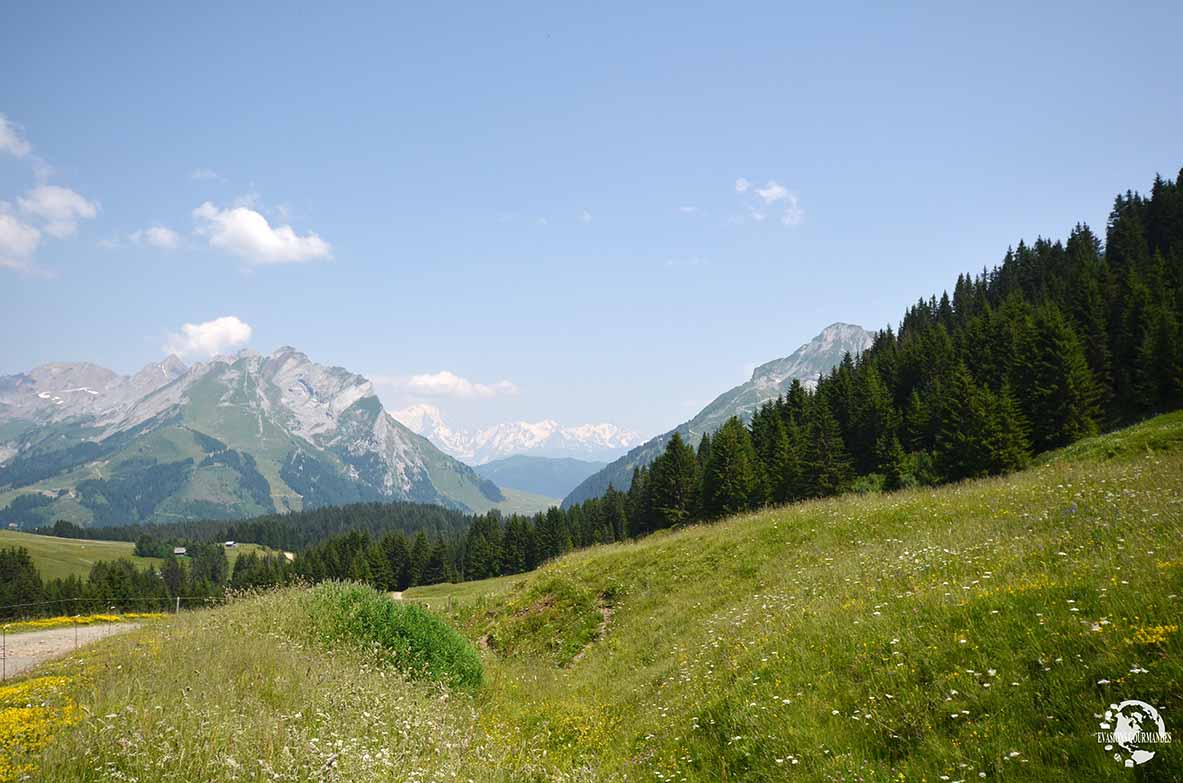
[2,1,1181,437]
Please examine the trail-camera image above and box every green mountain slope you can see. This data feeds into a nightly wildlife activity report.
[474,455,606,499]
[0,348,504,527]
[563,322,874,507]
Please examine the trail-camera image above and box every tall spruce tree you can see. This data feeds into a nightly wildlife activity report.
[802,400,853,497]
[1017,303,1101,449]
[701,417,761,518]
[647,432,701,528]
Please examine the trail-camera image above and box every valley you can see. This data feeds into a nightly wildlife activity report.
[10,412,1182,781]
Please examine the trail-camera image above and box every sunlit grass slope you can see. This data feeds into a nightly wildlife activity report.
[0,530,163,581]
[437,411,1183,781]
[12,412,1183,782]
[0,529,274,584]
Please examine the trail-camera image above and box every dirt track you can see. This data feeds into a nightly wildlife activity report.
[1,623,140,680]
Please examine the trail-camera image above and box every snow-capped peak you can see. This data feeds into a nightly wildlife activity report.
[390,406,642,465]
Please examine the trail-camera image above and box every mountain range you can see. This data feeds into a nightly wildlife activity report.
[561,323,875,507]
[472,455,607,500]
[390,403,641,464]
[0,348,509,528]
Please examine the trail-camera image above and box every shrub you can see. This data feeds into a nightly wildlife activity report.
[299,581,482,689]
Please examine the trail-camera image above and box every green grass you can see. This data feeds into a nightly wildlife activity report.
[0,529,273,583]
[0,530,163,581]
[11,412,1183,781]
[402,572,525,610]
[494,486,559,515]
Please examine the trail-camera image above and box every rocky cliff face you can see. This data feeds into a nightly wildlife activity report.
[0,348,503,528]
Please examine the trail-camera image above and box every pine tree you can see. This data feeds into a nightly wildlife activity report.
[935,362,993,481]
[802,400,853,497]
[647,432,700,527]
[421,540,450,586]
[701,417,761,518]
[1016,303,1101,449]
[984,382,1030,474]
[881,434,907,491]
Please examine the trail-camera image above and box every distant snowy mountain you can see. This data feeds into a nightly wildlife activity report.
[391,403,642,465]
[0,348,504,527]
[562,322,876,507]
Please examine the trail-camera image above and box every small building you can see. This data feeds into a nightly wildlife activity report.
[173,546,187,556]
[6,522,17,530]
[224,540,237,548]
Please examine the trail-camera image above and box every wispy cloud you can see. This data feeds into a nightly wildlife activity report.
[130,225,181,250]
[0,206,43,274]
[678,205,700,215]
[0,114,31,158]
[18,185,99,238]
[193,201,331,264]
[733,177,804,226]
[755,181,788,204]
[579,209,592,224]
[387,370,520,400]
[189,168,224,182]
[164,315,253,358]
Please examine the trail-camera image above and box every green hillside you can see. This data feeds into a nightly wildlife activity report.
[16,413,1183,781]
[0,529,273,582]
[0,529,163,581]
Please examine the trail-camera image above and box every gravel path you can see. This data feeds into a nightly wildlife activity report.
[1,623,140,680]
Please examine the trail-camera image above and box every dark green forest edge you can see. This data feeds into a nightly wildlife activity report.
[3,169,1182,616]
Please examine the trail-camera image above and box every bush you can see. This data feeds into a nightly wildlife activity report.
[299,581,482,689]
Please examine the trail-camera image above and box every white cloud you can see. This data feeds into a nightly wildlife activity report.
[579,209,592,224]
[189,168,222,181]
[193,201,331,264]
[678,205,699,214]
[164,316,253,358]
[755,180,788,204]
[0,115,31,158]
[130,225,181,250]
[18,185,99,238]
[733,176,804,226]
[402,370,519,399]
[0,208,42,273]
[781,193,804,225]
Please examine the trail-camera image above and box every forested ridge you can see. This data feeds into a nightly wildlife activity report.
[4,169,1181,614]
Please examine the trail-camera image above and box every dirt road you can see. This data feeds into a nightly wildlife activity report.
[1,623,140,680]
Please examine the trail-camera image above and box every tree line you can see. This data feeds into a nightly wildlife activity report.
[5,169,1181,614]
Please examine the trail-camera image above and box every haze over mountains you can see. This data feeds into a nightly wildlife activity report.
[0,348,506,527]
[391,403,641,464]
[472,455,607,500]
[562,323,875,507]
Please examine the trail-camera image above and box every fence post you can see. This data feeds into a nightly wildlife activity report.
[2,624,6,682]
[74,615,78,650]
[176,596,180,614]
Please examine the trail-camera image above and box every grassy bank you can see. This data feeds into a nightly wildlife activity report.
[8,412,1183,781]
[0,530,163,582]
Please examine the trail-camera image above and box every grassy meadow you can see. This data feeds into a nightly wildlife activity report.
[0,529,274,583]
[6,412,1183,781]
[0,530,163,582]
